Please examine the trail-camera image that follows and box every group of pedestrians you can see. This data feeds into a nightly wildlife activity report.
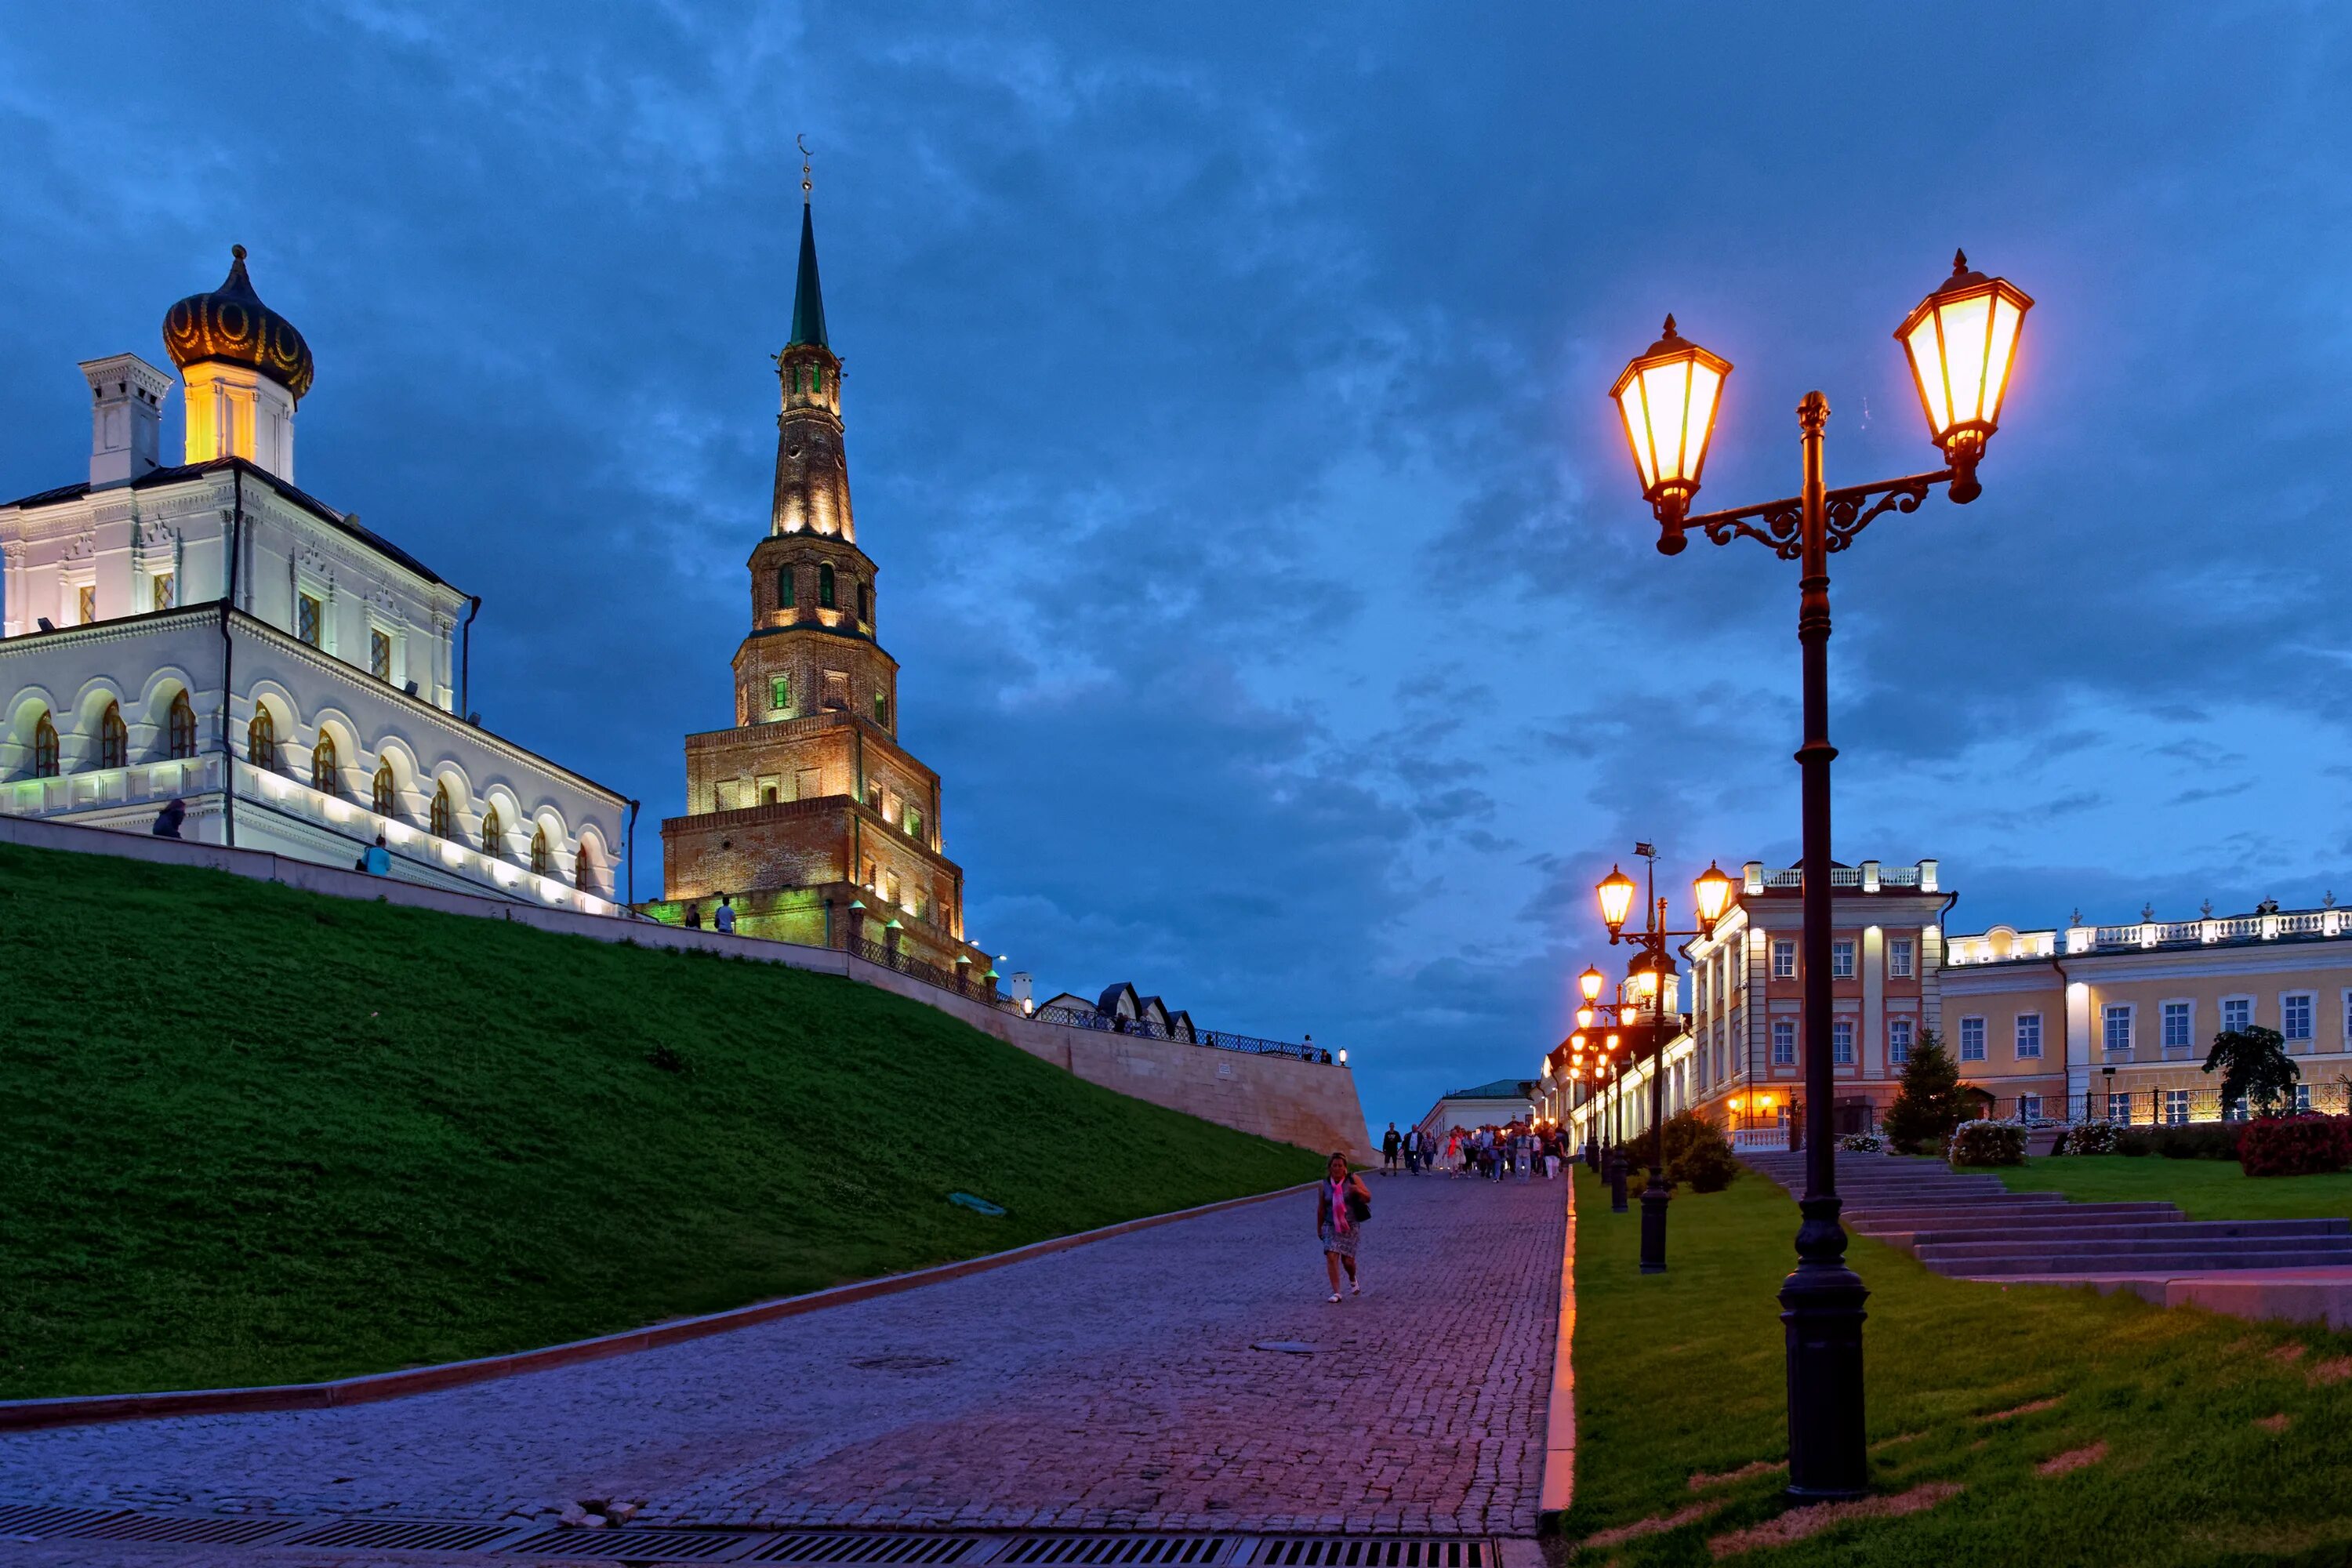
[1378,1119,1566,1181]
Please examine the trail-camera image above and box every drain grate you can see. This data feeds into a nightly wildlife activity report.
[0,1504,125,1538]
[289,1517,523,1552]
[747,1534,984,1563]
[49,1511,298,1544]
[996,1538,1238,1566]
[503,1525,755,1559]
[1246,1541,1488,1568]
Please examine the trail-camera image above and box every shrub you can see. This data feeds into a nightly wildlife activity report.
[1624,1110,1740,1193]
[2204,1025,2300,1118]
[1840,1133,1885,1153]
[2061,1120,2118,1155]
[2238,1115,2352,1178]
[1883,1033,1969,1155]
[1948,1119,2027,1167]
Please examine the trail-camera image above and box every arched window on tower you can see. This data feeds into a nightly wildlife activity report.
[858,583,870,623]
[167,691,197,760]
[248,709,278,772]
[813,364,825,395]
[873,691,891,728]
[777,566,795,611]
[99,701,127,769]
[575,844,597,895]
[373,761,396,817]
[818,564,836,609]
[31,711,59,778]
[481,806,503,860]
[310,732,340,796]
[430,782,453,838]
[531,825,550,877]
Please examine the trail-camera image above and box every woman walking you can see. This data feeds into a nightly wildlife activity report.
[1316,1152,1371,1302]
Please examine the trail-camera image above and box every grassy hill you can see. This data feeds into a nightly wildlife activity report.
[0,840,1322,1400]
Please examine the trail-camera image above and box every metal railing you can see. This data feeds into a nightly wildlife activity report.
[1030,1003,1334,1064]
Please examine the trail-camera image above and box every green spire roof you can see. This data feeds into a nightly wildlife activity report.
[788,200,829,349]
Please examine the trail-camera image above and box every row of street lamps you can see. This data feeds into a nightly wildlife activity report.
[1557,251,2033,1501]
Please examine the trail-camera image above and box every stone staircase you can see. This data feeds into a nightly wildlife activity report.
[1740,1150,2352,1279]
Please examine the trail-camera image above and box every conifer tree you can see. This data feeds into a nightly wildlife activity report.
[1882,1029,1969,1154]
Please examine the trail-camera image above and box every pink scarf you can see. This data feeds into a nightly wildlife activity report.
[1327,1176,1352,1235]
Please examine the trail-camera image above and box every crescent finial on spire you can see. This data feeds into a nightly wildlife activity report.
[797,132,814,203]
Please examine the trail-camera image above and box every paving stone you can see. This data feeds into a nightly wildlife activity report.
[0,1175,1565,1543]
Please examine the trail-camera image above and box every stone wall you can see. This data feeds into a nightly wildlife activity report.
[0,812,1374,1162]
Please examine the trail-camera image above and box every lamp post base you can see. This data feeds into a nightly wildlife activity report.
[1606,1152,1628,1212]
[1778,1198,1869,1499]
[1639,1181,1669,1272]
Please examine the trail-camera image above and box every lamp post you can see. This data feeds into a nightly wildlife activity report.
[1605,252,2033,1501]
[1595,850,1732,1275]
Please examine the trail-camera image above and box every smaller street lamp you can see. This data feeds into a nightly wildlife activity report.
[1596,869,1639,938]
[1578,964,1607,1004]
[1895,252,2033,503]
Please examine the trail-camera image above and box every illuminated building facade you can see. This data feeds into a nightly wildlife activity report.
[0,249,629,907]
[649,196,990,977]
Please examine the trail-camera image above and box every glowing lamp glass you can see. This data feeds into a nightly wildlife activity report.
[1596,867,1638,935]
[1608,317,1731,523]
[1693,860,1733,927]
[1605,1033,1621,1052]
[1578,964,1606,1004]
[1895,251,2033,470]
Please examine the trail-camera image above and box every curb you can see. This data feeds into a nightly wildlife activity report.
[0,1181,1317,1434]
[1536,1172,1577,1532]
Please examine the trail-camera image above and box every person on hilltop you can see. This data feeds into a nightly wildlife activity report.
[1381,1122,1401,1174]
[714,893,736,934]
[150,797,187,839]
[1316,1152,1372,1303]
[363,833,391,876]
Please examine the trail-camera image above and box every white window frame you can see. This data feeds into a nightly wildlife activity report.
[2019,1093,2043,1122]
[1830,939,1856,979]
[1770,1017,1796,1065]
[2102,1003,2133,1056]
[2296,1083,2314,1112]
[2220,994,2254,1034]
[2015,1012,2043,1059]
[1888,937,1915,978]
[2281,990,2316,1044]
[1958,1015,1987,1062]
[2107,1091,2132,1122]
[1772,938,1796,980]
[2164,1088,2190,1125]
[2159,999,2193,1053]
[1831,1018,1855,1065]
[62,564,96,626]
[1888,1014,1915,1064]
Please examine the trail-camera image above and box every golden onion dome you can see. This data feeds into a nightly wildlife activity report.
[162,245,314,403]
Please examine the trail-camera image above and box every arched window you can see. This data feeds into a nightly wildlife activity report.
[777,566,796,610]
[167,691,197,760]
[430,782,452,838]
[857,583,870,622]
[530,825,550,876]
[31,711,59,778]
[873,691,891,728]
[248,709,278,771]
[481,806,502,859]
[99,701,127,768]
[813,364,824,395]
[818,564,836,608]
[372,761,396,817]
[575,844,597,895]
[310,732,340,796]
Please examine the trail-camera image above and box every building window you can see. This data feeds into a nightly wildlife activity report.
[31,710,59,777]
[1959,1016,1987,1061]
[1832,1018,1855,1064]
[1889,937,1915,978]
[777,566,796,609]
[813,364,824,394]
[822,669,849,710]
[168,691,197,759]
[248,709,278,771]
[370,630,393,682]
[309,731,339,795]
[297,592,322,647]
[575,844,597,894]
[2107,1091,2132,1122]
[818,564,836,608]
[2161,1001,2191,1051]
[372,761,395,816]
[905,804,923,840]
[2103,1004,2132,1055]
[481,807,503,859]
[2019,1093,2043,1121]
[430,783,453,838]
[99,701,127,768]
[858,583,871,622]
[531,826,550,876]
[2284,993,2315,1042]
[1772,938,1796,980]
[2296,1083,2314,1113]
[2222,996,2252,1033]
[1771,1018,1796,1065]
[771,675,790,714]
[78,585,96,624]
[1831,940,1855,978]
[2165,1089,2190,1125]
[873,691,890,727]
[153,573,175,612]
[2016,1013,2043,1059]
[1889,1015,1914,1065]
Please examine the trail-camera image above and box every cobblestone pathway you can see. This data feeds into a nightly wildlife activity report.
[1,1175,1566,1541]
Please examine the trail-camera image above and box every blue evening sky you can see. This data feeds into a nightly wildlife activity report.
[5,5,2348,1131]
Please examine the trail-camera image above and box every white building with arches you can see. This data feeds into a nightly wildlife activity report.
[0,248,630,909]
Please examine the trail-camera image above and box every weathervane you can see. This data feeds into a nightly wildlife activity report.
[797,132,814,201]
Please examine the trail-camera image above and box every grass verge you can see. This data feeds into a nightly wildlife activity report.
[1992,1155,2352,1221]
[0,840,1323,1399]
[1562,1163,2352,1566]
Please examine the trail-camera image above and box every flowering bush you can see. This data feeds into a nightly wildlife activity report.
[1948,1119,2027,1167]
[2061,1120,2118,1155]
[1840,1133,1886,1153]
[2238,1115,2352,1178]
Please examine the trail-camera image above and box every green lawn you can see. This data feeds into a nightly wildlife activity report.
[1994,1155,2352,1221]
[0,841,1322,1400]
[1563,1163,2352,1566]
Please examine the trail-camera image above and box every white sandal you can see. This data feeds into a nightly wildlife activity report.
[1327,1292,1342,1304]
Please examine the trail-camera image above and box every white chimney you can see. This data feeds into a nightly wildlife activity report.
[78,354,172,488]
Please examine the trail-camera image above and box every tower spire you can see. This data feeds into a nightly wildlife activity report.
[789,136,828,349]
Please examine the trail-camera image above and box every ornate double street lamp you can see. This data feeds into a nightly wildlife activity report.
[1595,849,1733,1276]
[1604,252,2033,1500]
[1564,968,1632,1203]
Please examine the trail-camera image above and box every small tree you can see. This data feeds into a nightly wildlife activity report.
[2204,1025,2299,1117]
[1882,1030,1969,1155]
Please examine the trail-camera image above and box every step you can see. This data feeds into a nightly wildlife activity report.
[1949,1247,2352,1277]
[1919,1238,2352,1265]
[1849,1200,2177,1229]
[1906,1218,2351,1247]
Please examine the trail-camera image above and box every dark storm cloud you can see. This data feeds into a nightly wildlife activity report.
[4,3,2351,1127]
